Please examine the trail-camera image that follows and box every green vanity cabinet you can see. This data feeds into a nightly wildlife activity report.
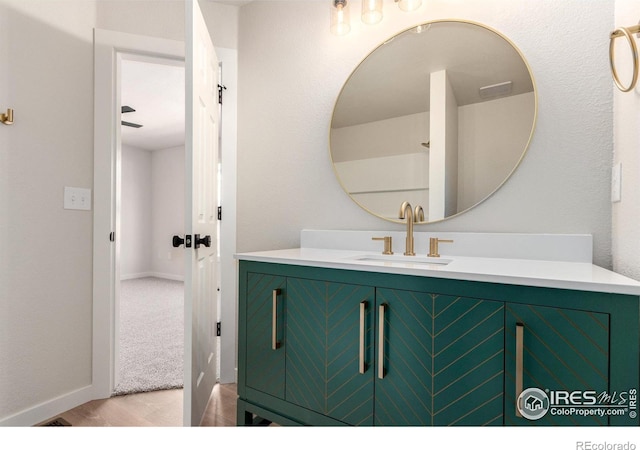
[504,303,610,426]
[244,273,286,399]
[375,289,504,426]
[285,278,375,425]
[237,260,639,427]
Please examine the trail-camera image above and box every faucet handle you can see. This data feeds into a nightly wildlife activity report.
[372,236,394,255]
[428,238,453,258]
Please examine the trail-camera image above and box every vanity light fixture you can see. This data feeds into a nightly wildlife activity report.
[395,0,422,12]
[330,0,351,36]
[331,0,423,35]
[362,0,383,25]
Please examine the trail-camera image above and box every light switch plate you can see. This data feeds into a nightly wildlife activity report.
[612,163,622,203]
[64,186,92,210]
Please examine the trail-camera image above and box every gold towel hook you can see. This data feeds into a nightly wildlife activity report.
[0,108,13,125]
[609,23,640,92]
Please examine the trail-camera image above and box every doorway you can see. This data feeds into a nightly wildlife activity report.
[93,28,238,407]
[115,58,186,395]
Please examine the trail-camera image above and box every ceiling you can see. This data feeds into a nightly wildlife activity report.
[120,59,185,151]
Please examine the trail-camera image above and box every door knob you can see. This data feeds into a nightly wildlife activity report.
[194,234,211,249]
[172,235,192,248]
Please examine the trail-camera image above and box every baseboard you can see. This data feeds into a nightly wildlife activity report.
[121,272,184,282]
[151,272,184,282]
[120,272,154,280]
[0,384,94,427]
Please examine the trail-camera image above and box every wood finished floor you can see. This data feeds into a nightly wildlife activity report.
[46,383,238,427]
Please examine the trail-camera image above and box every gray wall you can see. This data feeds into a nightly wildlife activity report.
[121,145,153,278]
[120,145,185,281]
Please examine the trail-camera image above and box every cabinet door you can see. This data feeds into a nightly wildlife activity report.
[286,278,375,425]
[245,273,286,399]
[432,295,505,426]
[505,304,610,426]
[375,289,504,426]
[374,288,433,426]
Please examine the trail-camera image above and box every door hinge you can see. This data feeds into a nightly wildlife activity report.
[109,231,115,242]
[217,206,222,221]
[216,322,221,337]
[217,84,227,105]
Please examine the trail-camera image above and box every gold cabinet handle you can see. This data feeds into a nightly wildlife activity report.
[378,303,386,379]
[272,289,281,350]
[359,301,367,374]
[515,322,524,417]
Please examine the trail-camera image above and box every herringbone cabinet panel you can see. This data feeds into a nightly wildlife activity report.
[374,288,433,426]
[375,289,504,426]
[286,278,375,425]
[245,273,286,399]
[432,296,504,426]
[505,304,610,426]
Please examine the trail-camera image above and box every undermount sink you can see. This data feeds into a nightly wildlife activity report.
[349,254,452,266]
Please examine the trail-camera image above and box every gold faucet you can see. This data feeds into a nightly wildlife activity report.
[428,237,453,258]
[399,201,415,256]
[414,205,425,223]
[372,236,394,255]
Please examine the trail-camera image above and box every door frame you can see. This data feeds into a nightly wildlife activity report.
[93,28,238,400]
[93,28,185,398]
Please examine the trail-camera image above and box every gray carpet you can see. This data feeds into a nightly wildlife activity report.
[113,277,184,396]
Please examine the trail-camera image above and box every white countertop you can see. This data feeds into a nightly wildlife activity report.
[235,247,640,296]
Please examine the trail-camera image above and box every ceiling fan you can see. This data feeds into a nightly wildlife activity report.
[121,105,143,128]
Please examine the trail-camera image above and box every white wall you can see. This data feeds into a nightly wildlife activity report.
[237,0,614,269]
[121,145,153,279]
[152,146,185,280]
[96,0,184,41]
[0,0,97,423]
[331,112,429,162]
[458,92,535,211]
[612,0,640,281]
[120,145,185,280]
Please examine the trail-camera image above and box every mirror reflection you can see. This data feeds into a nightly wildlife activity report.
[330,20,536,223]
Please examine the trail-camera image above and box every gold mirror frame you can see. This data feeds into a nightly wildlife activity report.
[330,19,538,224]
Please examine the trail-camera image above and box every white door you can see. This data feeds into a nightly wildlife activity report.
[184,0,219,426]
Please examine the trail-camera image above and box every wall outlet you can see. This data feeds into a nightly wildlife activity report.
[64,187,92,210]
[612,163,622,203]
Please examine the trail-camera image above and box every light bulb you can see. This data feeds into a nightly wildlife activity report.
[362,0,383,25]
[396,0,422,12]
[330,0,351,36]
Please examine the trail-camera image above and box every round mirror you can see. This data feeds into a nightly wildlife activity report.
[330,20,537,224]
